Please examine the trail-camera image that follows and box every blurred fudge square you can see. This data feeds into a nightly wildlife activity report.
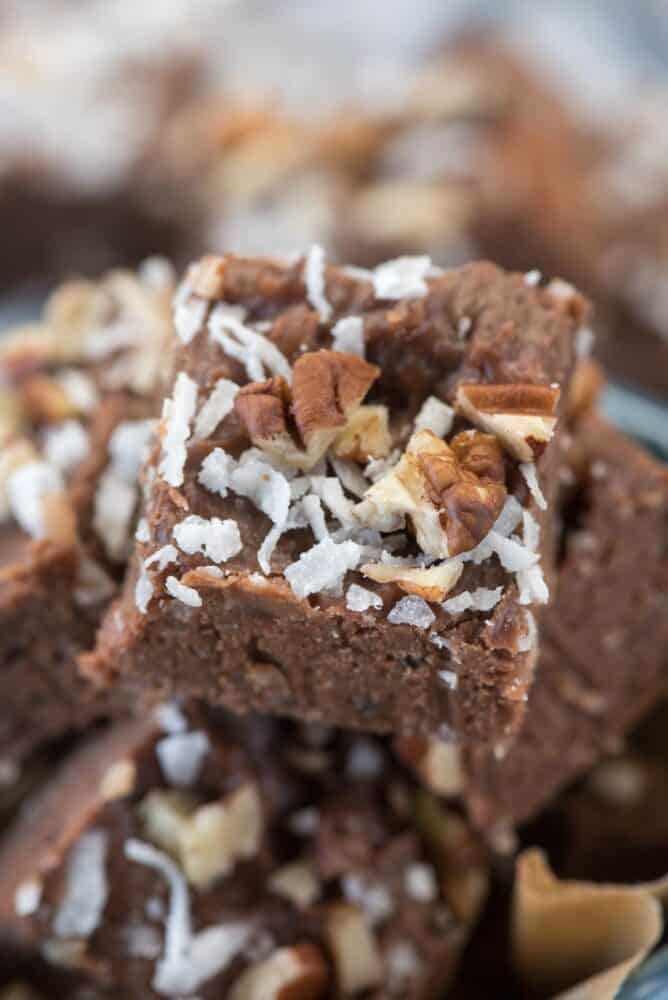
[415,414,668,832]
[0,260,173,766]
[85,250,585,746]
[0,705,488,999]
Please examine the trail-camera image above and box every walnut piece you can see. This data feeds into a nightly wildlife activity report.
[236,350,380,470]
[229,943,329,1000]
[456,383,560,462]
[324,903,383,995]
[356,429,506,558]
[361,560,462,602]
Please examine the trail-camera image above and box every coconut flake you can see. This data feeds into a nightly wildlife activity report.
[43,420,89,473]
[372,256,431,299]
[522,510,540,553]
[93,471,137,561]
[173,515,242,564]
[309,476,355,527]
[404,863,438,902]
[442,586,503,615]
[331,315,365,356]
[125,838,251,996]
[108,420,155,482]
[517,564,550,606]
[159,372,198,488]
[329,456,369,498]
[230,459,291,527]
[155,702,188,735]
[208,303,291,383]
[7,461,64,538]
[15,878,42,917]
[439,669,458,690]
[198,447,235,498]
[346,740,385,779]
[289,807,320,836]
[414,397,454,438]
[342,874,393,926]
[346,583,383,613]
[174,290,208,346]
[53,831,109,939]
[576,326,595,358]
[156,731,210,787]
[165,576,202,608]
[519,462,547,511]
[193,379,239,441]
[487,532,537,573]
[135,569,154,614]
[300,494,329,542]
[387,595,435,629]
[524,269,541,286]
[304,244,332,322]
[285,538,362,599]
[145,545,179,572]
[518,610,538,652]
[135,517,150,543]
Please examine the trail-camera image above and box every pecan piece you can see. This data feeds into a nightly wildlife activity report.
[229,943,329,1000]
[456,382,560,462]
[189,254,226,299]
[361,559,462,602]
[332,404,391,462]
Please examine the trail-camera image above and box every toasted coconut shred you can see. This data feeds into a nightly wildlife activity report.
[139,249,557,638]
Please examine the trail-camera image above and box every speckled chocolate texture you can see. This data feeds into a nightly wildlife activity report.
[84,252,585,747]
[0,705,487,999]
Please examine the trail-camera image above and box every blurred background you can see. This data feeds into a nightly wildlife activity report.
[1,0,667,450]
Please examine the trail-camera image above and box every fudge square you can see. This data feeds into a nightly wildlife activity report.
[85,251,585,745]
[0,704,488,999]
[0,260,173,766]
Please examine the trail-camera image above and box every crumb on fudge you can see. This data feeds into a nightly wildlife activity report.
[85,249,587,745]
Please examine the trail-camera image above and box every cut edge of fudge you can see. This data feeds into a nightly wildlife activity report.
[83,249,586,747]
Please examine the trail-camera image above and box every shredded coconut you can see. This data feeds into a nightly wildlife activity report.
[517,564,549,606]
[304,244,332,321]
[346,740,385,779]
[372,256,432,299]
[329,456,369,498]
[198,447,235,498]
[43,420,89,473]
[174,289,208,345]
[93,471,137,561]
[524,269,541,286]
[208,303,291,383]
[165,576,202,608]
[387,595,435,629]
[155,702,188,735]
[404,862,438,902]
[193,378,239,440]
[439,669,458,690]
[108,419,154,483]
[145,545,179,571]
[520,462,547,511]
[135,517,150,543]
[15,879,42,917]
[442,586,504,615]
[7,460,64,538]
[342,874,393,926]
[522,510,540,553]
[576,326,595,358]
[518,610,538,652]
[54,368,99,413]
[156,731,210,787]
[230,459,291,527]
[53,831,109,939]
[300,494,329,541]
[487,532,538,573]
[135,570,154,614]
[414,396,454,438]
[331,315,364,356]
[173,515,242,564]
[457,316,472,338]
[288,807,320,836]
[346,583,383,613]
[159,372,198,487]
[309,476,355,527]
[124,839,251,996]
[284,538,363,599]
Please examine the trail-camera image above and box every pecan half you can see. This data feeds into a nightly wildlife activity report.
[456,382,560,462]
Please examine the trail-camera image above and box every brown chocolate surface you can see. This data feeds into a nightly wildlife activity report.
[0,706,487,999]
[84,253,583,747]
[464,414,668,828]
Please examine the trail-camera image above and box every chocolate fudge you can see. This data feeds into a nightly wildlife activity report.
[0,704,488,999]
[84,251,585,747]
[458,414,668,829]
[0,261,173,765]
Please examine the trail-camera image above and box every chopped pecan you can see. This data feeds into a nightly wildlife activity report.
[22,375,79,424]
[236,350,379,469]
[357,429,506,558]
[456,383,560,462]
[229,943,329,1000]
[324,903,383,995]
[361,560,462,602]
[189,255,226,299]
[395,736,463,797]
[332,405,391,462]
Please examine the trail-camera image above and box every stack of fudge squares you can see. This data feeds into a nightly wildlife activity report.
[0,243,666,1000]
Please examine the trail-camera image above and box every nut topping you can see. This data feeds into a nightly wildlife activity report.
[456,383,560,462]
[395,736,463,797]
[236,350,379,469]
[357,429,506,558]
[361,560,462,602]
[324,903,383,995]
[229,943,329,1000]
[189,255,226,299]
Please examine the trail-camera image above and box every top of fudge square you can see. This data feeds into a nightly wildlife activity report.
[151,249,584,612]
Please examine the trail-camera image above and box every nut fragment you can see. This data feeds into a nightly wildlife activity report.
[179,783,263,890]
[189,255,226,299]
[99,758,136,801]
[139,789,197,855]
[332,405,392,462]
[229,943,329,1000]
[324,903,383,995]
[236,351,379,470]
[456,383,560,462]
[395,737,463,797]
[267,861,322,908]
[361,560,462,602]
[22,375,79,424]
[356,429,506,557]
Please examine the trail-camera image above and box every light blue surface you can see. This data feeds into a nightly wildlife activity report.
[618,946,668,999]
